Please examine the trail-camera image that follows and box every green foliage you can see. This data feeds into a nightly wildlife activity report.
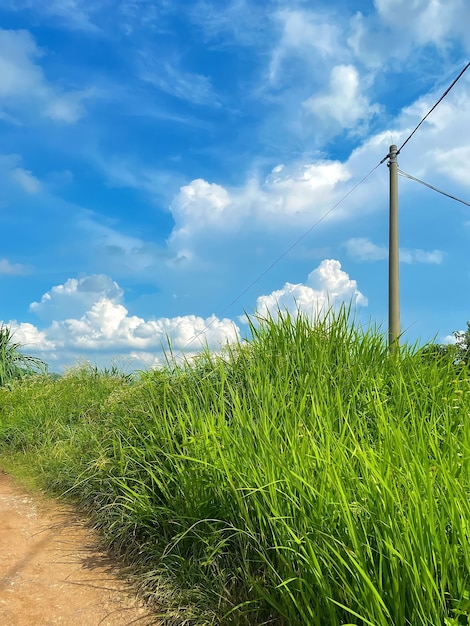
[1,312,470,625]
[0,324,47,385]
[421,321,470,367]
[453,322,470,365]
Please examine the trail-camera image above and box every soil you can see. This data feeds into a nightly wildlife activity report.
[0,469,159,625]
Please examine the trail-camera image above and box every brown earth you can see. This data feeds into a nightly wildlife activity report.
[0,470,159,626]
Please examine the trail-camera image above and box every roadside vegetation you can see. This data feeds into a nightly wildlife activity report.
[0,324,47,385]
[1,311,469,625]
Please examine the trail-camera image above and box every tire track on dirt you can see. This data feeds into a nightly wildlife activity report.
[0,470,159,626]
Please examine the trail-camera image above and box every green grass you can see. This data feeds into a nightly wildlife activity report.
[1,311,470,625]
[0,323,46,385]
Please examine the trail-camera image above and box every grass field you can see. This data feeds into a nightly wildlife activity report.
[1,311,469,625]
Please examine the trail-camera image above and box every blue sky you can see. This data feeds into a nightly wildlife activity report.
[1,0,469,371]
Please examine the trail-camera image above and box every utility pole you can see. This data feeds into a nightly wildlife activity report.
[388,144,400,353]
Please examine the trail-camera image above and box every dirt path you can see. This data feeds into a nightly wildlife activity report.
[0,470,159,625]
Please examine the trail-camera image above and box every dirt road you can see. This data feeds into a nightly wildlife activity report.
[0,470,159,625]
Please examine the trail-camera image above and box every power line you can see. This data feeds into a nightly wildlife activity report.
[398,168,470,208]
[396,61,470,156]
[181,61,470,354]
[181,159,384,352]
[377,61,470,165]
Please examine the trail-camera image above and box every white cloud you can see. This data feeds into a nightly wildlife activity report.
[93,155,184,203]
[397,87,470,170]
[1,0,468,370]
[346,13,388,69]
[303,64,380,128]
[10,167,41,194]
[270,9,342,82]
[344,237,388,262]
[253,259,367,320]
[30,275,124,321]
[344,238,444,264]
[1,154,42,195]
[374,0,468,47]
[15,275,240,368]
[264,161,351,212]
[49,299,239,351]
[3,0,99,33]
[348,0,470,69]
[6,263,364,367]
[156,70,470,280]
[0,27,91,124]
[170,178,233,232]
[0,259,29,275]
[0,29,41,99]
[78,217,165,275]
[4,0,179,36]
[400,248,444,264]
[45,301,239,354]
[7,321,56,351]
[443,332,461,345]
[190,0,277,49]
[168,160,352,260]
[139,54,218,106]
[44,92,90,123]
[42,0,99,32]
[432,146,470,189]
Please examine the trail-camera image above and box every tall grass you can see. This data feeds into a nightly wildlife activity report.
[0,324,46,385]
[1,311,469,625]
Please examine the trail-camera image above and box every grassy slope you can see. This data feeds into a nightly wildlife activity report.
[1,313,469,625]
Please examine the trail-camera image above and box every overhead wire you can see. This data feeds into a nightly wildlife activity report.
[180,60,470,354]
[376,61,470,164]
[398,168,470,208]
[181,159,384,352]
[396,61,470,156]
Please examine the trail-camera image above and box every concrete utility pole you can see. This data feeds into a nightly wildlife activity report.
[388,145,400,353]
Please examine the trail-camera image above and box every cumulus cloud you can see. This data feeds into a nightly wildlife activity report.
[8,274,240,368]
[263,161,351,214]
[30,275,124,321]
[7,321,56,352]
[0,27,90,124]
[1,0,468,371]
[49,301,239,351]
[170,178,232,233]
[127,69,470,297]
[166,70,470,262]
[344,238,444,264]
[303,64,380,129]
[4,263,366,368]
[47,298,238,352]
[168,160,352,260]
[253,259,367,320]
